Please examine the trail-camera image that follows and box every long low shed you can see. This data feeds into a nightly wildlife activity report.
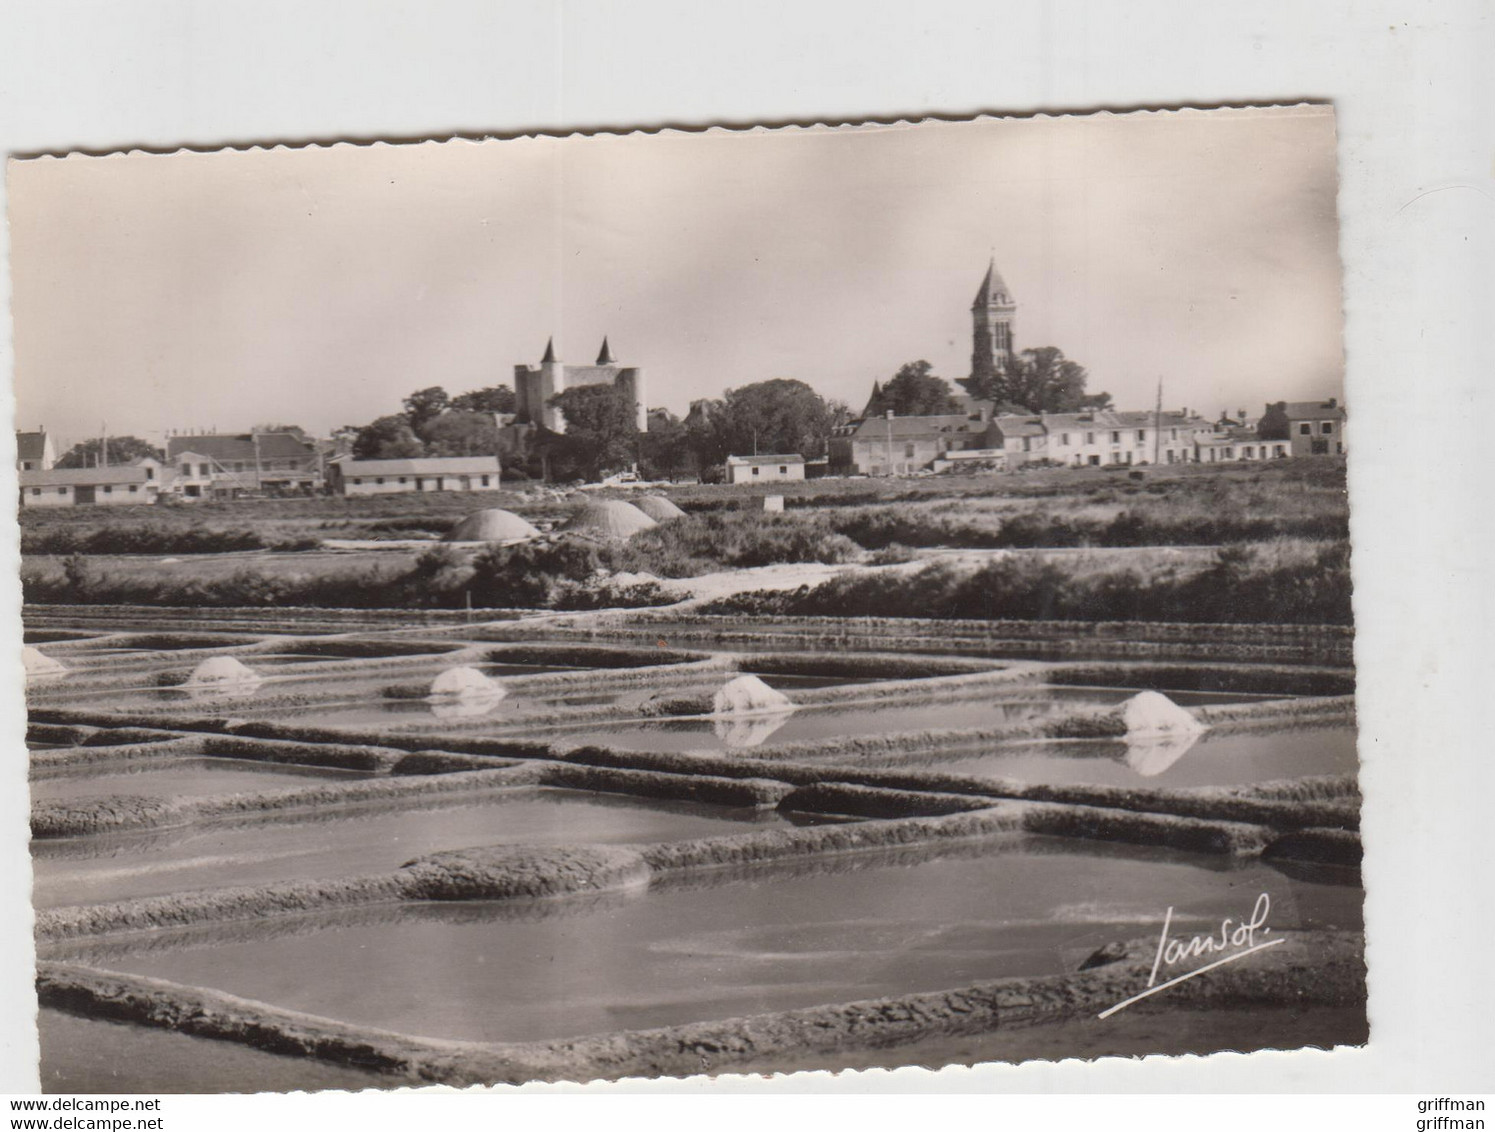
[327,456,501,496]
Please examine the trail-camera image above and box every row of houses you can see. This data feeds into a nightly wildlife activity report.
[16,428,505,508]
[825,399,1346,476]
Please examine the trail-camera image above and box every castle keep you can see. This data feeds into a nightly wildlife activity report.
[513,337,648,433]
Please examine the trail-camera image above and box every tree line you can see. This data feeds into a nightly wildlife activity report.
[44,341,1110,483]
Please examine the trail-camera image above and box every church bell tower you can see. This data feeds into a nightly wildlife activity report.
[971,258,1016,386]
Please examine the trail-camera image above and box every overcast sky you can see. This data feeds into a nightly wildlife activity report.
[8,107,1344,450]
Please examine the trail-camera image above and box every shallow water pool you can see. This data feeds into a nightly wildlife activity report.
[29,758,374,806]
[546,686,1280,753]
[48,834,1363,1046]
[31,787,802,909]
[899,722,1359,789]
[38,1010,393,1094]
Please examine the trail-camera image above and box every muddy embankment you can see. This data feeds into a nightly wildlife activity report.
[36,926,1366,1086]
[544,611,1357,665]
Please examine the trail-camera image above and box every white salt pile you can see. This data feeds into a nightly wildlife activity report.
[430,666,508,702]
[712,673,794,716]
[183,656,263,696]
[22,646,67,685]
[1116,690,1208,777]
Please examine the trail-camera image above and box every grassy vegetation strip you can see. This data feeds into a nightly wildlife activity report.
[37,873,417,941]
[36,841,648,942]
[1193,696,1356,725]
[775,667,1046,709]
[535,763,792,809]
[1014,800,1274,857]
[1042,663,1354,697]
[737,651,1006,679]
[25,604,541,631]
[31,765,539,840]
[630,611,1356,643]
[1222,774,1360,802]
[1262,828,1363,866]
[704,542,1353,626]
[637,807,1027,874]
[558,744,1357,834]
[35,927,1365,1085]
[26,723,100,746]
[29,737,201,772]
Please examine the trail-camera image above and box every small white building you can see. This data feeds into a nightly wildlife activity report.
[19,460,167,508]
[725,454,806,485]
[327,455,501,496]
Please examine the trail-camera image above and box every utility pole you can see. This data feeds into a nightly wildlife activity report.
[886,410,895,476]
[1153,379,1162,466]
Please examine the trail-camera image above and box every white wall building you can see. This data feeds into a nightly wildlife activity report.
[19,460,167,507]
[726,454,807,484]
[327,455,501,496]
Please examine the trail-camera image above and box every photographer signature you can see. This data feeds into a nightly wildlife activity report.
[1098,892,1285,1019]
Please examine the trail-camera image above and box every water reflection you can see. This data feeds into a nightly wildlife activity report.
[1122,730,1203,777]
[712,708,796,749]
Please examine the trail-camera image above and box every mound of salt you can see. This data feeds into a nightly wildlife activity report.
[22,646,67,685]
[1119,690,1208,741]
[430,666,507,703]
[1115,691,1208,777]
[444,509,540,543]
[183,656,262,695]
[712,673,794,716]
[634,495,686,522]
[560,499,658,538]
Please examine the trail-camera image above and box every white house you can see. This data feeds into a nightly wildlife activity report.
[19,460,167,508]
[326,455,501,496]
[725,454,807,484]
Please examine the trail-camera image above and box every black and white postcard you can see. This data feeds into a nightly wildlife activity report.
[11,107,1365,1092]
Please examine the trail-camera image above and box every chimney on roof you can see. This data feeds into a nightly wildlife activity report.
[1328,397,1338,408]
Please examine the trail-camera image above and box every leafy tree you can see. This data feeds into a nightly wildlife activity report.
[640,410,692,481]
[450,386,516,414]
[718,379,835,459]
[420,411,500,457]
[401,386,451,433]
[351,415,424,459]
[879,361,961,416]
[56,436,163,468]
[683,398,730,472]
[958,347,1109,414]
[548,384,639,480]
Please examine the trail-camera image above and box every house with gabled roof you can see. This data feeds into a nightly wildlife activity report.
[828,412,996,476]
[1258,399,1346,457]
[164,432,321,497]
[16,429,56,473]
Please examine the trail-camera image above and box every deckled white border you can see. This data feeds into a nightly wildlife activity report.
[1,0,1486,1101]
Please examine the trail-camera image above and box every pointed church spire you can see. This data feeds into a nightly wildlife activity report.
[972,257,1014,309]
[540,337,556,364]
[596,337,615,365]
